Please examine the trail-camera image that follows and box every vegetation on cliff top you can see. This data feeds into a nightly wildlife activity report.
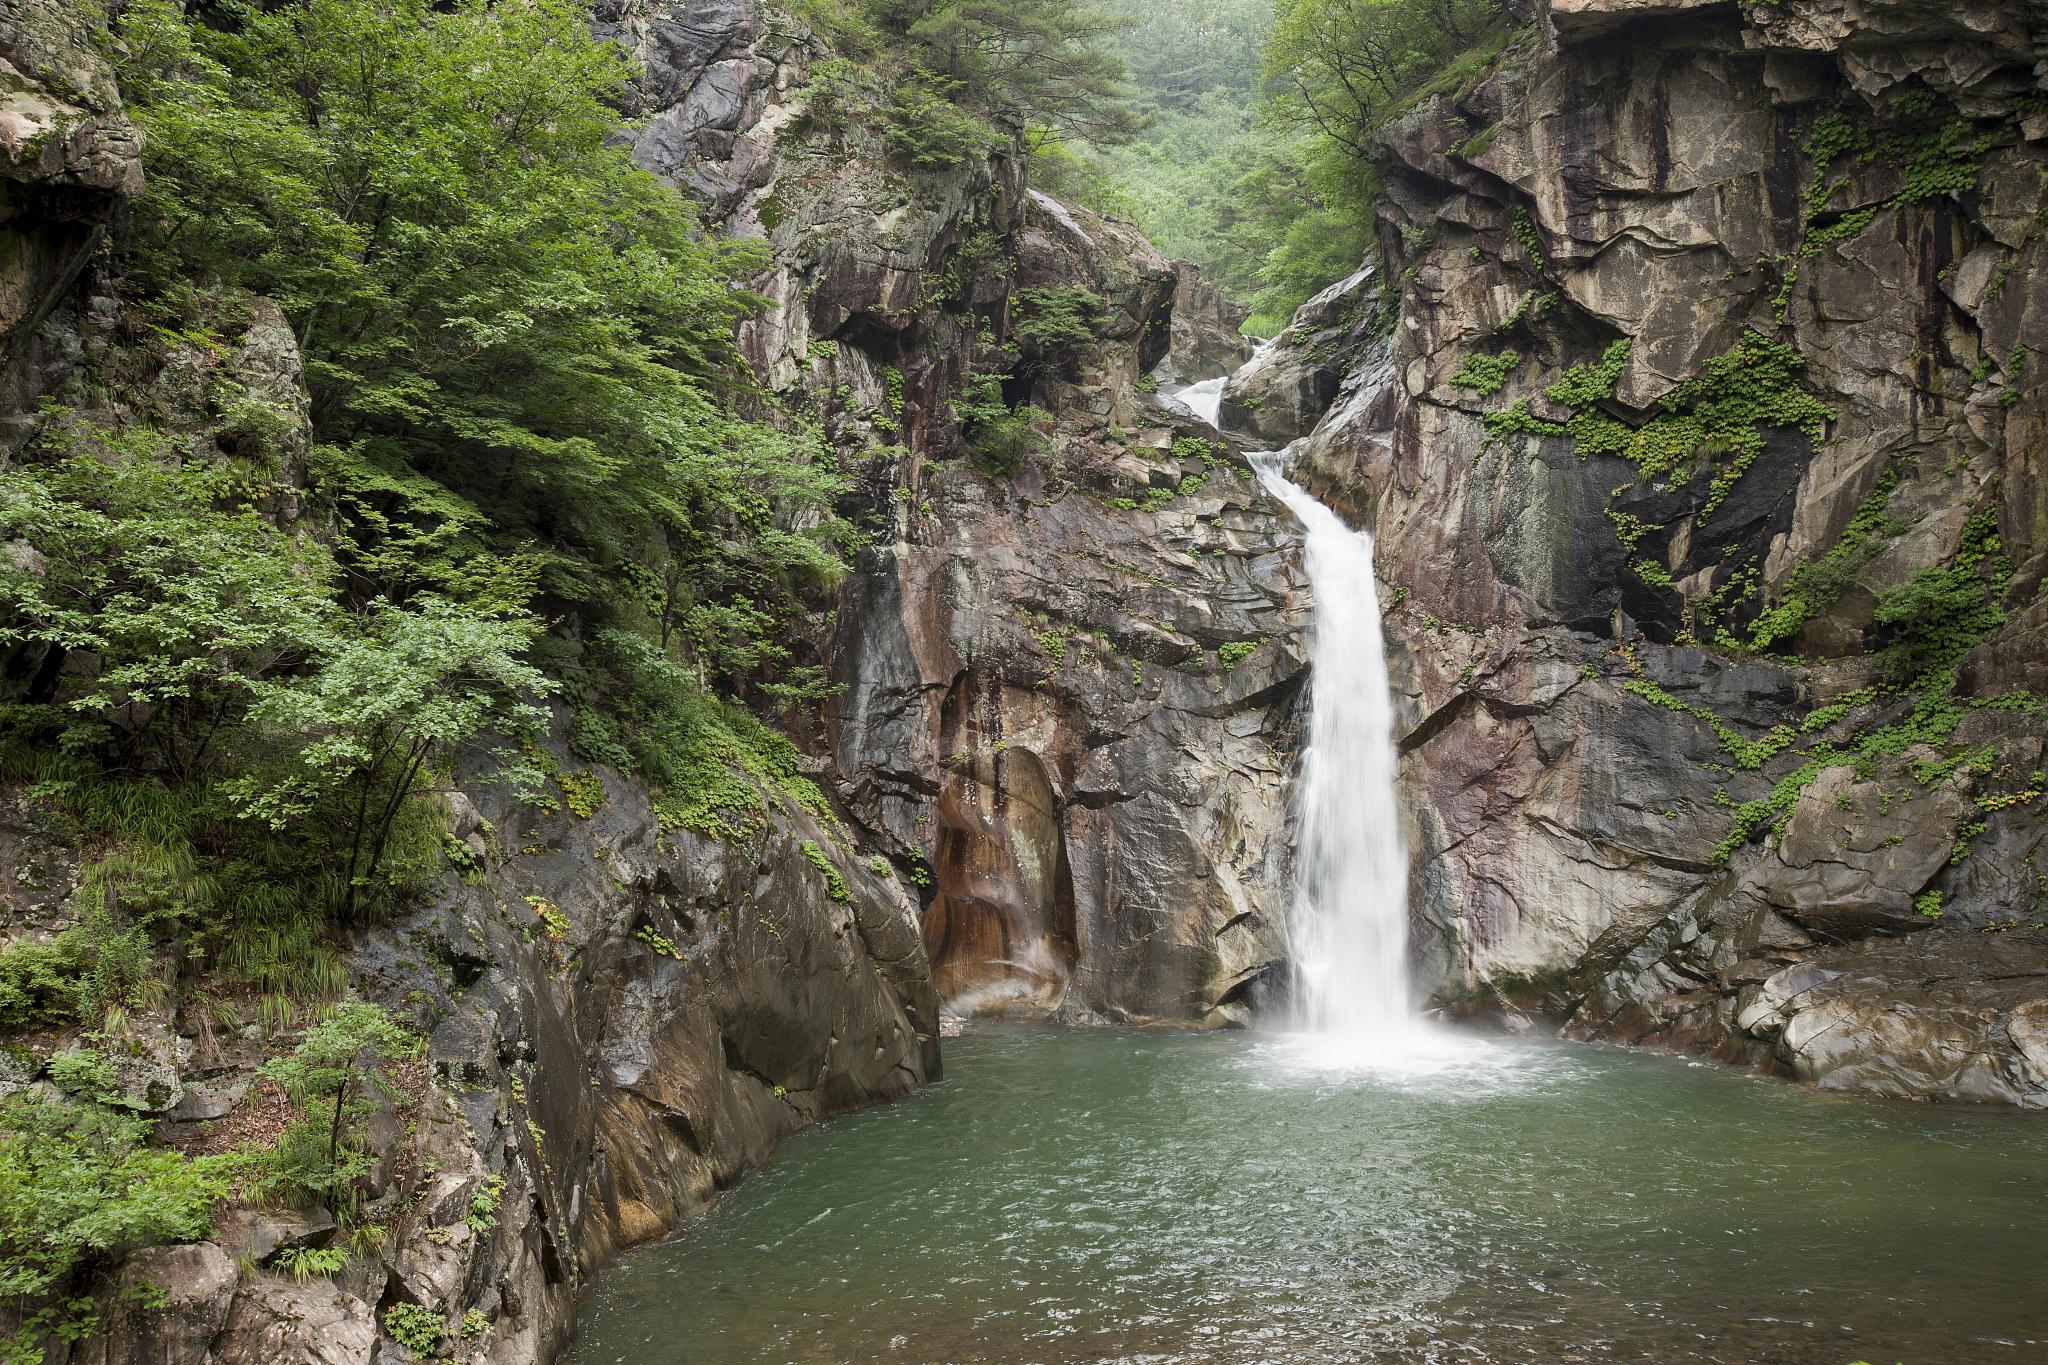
[0,3,871,1326]
[1072,0,1513,331]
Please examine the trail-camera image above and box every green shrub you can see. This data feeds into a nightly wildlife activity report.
[800,840,853,904]
[0,1095,231,1347]
[1011,286,1103,360]
[1871,513,2012,681]
[383,1301,444,1359]
[1450,350,1519,398]
[249,1003,419,1217]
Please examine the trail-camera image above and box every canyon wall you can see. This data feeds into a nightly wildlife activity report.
[1239,0,2048,1106]
[603,1,1307,1027]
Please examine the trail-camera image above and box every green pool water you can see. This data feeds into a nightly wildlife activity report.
[568,1025,2048,1364]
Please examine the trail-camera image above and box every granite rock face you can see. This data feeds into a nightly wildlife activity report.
[631,2,1306,1026]
[1257,0,2048,1105]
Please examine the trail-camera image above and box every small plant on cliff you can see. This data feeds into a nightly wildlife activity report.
[800,840,854,904]
[252,1003,420,1218]
[1869,513,2012,683]
[383,1302,444,1359]
[1450,350,1519,398]
[1218,641,1259,670]
[952,371,1049,475]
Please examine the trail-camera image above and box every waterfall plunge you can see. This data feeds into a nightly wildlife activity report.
[1250,454,1417,1050]
[1165,369,1420,1054]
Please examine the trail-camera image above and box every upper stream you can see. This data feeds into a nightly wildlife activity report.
[570,1025,2048,1364]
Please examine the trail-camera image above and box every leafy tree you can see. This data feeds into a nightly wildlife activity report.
[1264,0,1508,161]
[0,420,336,771]
[253,1002,418,1216]
[228,597,550,923]
[868,0,1146,146]
[118,0,848,656]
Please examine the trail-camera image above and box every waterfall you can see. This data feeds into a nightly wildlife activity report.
[1169,376,1416,1052]
[1174,376,1226,429]
[1250,455,1415,1047]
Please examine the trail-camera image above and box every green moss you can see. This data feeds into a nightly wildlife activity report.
[1870,512,2011,682]
[1456,123,1500,160]
[1450,349,1519,398]
[1801,97,1998,256]
[1512,206,1545,266]
[1482,332,1830,513]
[1218,640,1259,670]
[1746,466,1906,652]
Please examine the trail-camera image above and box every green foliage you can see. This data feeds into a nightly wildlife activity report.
[0,909,154,1033]
[1512,206,1545,265]
[951,371,1049,474]
[383,1301,444,1359]
[1915,889,1944,919]
[119,0,847,665]
[557,769,608,820]
[1011,287,1104,361]
[1747,467,1906,652]
[1801,95,1997,255]
[0,420,335,761]
[251,1002,418,1216]
[1499,332,1832,518]
[1482,399,1564,442]
[466,1176,506,1238]
[0,1094,230,1320]
[1218,641,1259,669]
[886,78,1003,168]
[273,1244,349,1282]
[45,1050,122,1108]
[227,598,549,923]
[565,629,833,841]
[1264,0,1508,163]
[1543,340,1630,409]
[634,924,681,959]
[800,840,853,904]
[1870,513,2011,682]
[1451,350,1519,398]
[866,0,1144,147]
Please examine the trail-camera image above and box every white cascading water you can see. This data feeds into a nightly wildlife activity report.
[1248,454,1415,1047]
[1175,376,1226,429]
[1166,368,1419,1054]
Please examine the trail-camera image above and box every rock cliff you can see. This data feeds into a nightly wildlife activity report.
[608,1,1307,1027]
[0,5,939,1361]
[1237,0,2048,1106]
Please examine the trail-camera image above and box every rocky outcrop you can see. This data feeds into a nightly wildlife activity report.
[1159,259,1255,385]
[0,8,940,1357]
[1219,266,1384,445]
[818,189,1305,1026]
[0,285,940,1362]
[0,0,142,436]
[617,0,1306,1026]
[1260,0,2048,1105]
